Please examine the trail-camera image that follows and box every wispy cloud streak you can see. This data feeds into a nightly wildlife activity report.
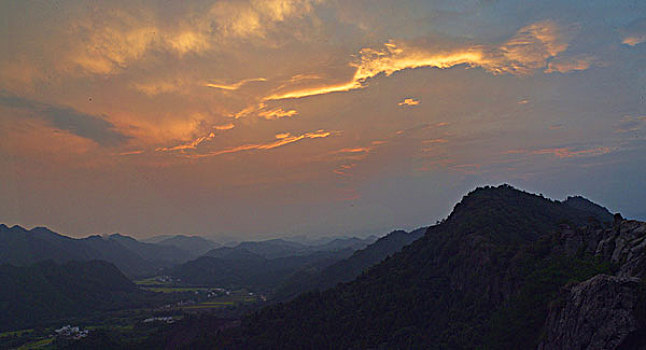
[186,129,331,158]
[205,78,267,91]
[266,21,571,101]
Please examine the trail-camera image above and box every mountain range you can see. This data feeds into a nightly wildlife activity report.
[169,236,377,291]
[5,184,645,350]
[200,184,645,349]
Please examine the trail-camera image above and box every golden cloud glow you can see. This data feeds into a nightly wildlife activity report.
[65,0,321,76]
[545,56,593,73]
[213,123,236,131]
[258,108,298,120]
[205,78,267,91]
[422,139,448,144]
[118,150,145,156]
[495,21,568,74]
[398,98,420,106]
[132,80,183,96]
[229,102,298,120]
[155,123,236,152]
[336,147,372,153]
[156,132,216,152]
[265,21,570,101]
[166,31,211,56]
[333,163,356,175]
[531,147,611,158]
[208,0,319,39]
[623,36,646,46]
[265,80,363,100]
[187,129,331,158]
[507,146,612,159]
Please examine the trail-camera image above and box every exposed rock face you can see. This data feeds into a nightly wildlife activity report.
[555,220,646,278]
[539,275,641,350]
[540,220,646,350]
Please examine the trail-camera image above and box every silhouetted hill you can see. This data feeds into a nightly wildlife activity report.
[203,236,374,260]
[171,248,356,291]
[274,227,426,300]
[108,233,192,265]
[563,195,614,223]
[0,226,195,278]
[155,235,220,258]
[0,260,142,331]
[208,184,633,348]
[178,236,377,291]
[0,225,155,277]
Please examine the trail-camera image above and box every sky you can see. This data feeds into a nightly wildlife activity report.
[1,0,645,240]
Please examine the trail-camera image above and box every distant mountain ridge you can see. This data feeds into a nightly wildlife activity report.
[171,249,357,291]
[203,236,375,260]
[0,225,194,277]
[274,227,426,300]
[155,235,220,257]
[172,236,379,291]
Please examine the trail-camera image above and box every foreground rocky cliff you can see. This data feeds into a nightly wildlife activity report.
[540,218,646,349]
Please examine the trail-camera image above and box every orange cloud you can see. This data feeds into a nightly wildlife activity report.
[213,123,236,131]
[545,56,593,73]
[507,146,612,159]
[66,0,321,76]
[132,80,184,96]
[229,102,299,120]
[621,19,646,46]
[187,129,331,158]
[208,0,319,40]
[623,35,646,46]
[156,132,216,152]
[531,147,611,158]
[333,163,356,176]
[336,147,372,153]
[265,21,571,101]
[398,98,420,106]
[258,108,298,120]
[156,123,236,152]
[265,80,363,100]
[117,150,145,156]
[205,78,267,91]
[422,138,448,144]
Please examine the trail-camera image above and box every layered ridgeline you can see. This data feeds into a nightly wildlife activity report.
[169,237,376,291]
[0,260,144,331]
[274,228,426,301]
[150,235,221,257]
[0,226,202,278]
[208,185,646,349]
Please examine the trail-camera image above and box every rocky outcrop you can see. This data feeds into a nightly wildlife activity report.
[540,220,646,350]
[555,220,646,277]
[539,275,642,350]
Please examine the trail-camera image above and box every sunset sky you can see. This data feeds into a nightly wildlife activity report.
[1,0,645,240]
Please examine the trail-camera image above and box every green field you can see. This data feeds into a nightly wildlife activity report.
[141,286,212,293]
[180,292,258,310]
[17,337,54,349]
[0,329,33,337]
[134,277,171,286]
